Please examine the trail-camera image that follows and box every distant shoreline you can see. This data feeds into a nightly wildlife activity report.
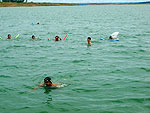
[0,2,150,7]
[0,2,75,7]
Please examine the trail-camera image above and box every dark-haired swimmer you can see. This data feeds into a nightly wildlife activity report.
[32,35,35,40]
[55,36,61,41]
[48,36,61,41]
[31,35,41,40]
[33,77,59,90]
[43,77,59,87]
[7,34,11,39]
[87,37,92,46]
[107,36,117,40]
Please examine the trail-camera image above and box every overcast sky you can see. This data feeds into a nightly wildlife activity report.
[29,0,148,3]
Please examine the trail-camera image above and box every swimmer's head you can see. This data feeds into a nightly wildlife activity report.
[55,36,59,39]
[32,35,35,39]
[8,34,11,39]
[44,77,52,85]
[87,37,91,40]
[109,36,113,39]
[55,36,59,41]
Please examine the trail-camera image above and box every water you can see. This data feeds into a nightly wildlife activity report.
[0,5,150,113]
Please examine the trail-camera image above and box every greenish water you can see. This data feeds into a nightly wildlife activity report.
[0,5,150,113]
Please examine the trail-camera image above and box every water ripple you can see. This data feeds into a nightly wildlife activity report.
[0,75,11,78]
[72,60,87,63]
[140,67,150,72]
[72,88,97,93]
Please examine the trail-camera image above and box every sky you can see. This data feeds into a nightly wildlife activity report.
[28,0,148,3]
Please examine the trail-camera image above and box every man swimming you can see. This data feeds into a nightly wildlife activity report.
[87,37,92,46]
[107,36,117,40]
[33,77,59,90]
[32,35,35,40]
[43,77,59,87]
[55,36,61,41]
[7,34,11,39]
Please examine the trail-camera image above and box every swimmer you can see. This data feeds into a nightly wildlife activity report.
[31,35,41,40]
[7,34,11,39]
[107,36,117,40]
[32,35,35,40]
[37,22,40,25]
[55,36,61,41]
[87,37,92,46]
[33,77,59,90]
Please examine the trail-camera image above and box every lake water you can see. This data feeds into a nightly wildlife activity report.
[0,5,150,113]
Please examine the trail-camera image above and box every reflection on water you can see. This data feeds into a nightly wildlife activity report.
[44,87,52,94]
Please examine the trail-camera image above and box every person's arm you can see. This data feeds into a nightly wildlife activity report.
[51,83,59,87]
[33,83,44,90]
[90,42,92,45]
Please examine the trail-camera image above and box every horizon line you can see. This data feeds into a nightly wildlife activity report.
[70,1,150,5]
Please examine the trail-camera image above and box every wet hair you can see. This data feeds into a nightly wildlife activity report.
[7,34,11,39]
[109,36,113,39]
[87,37,91,40]
[55,36,59,41]
[32,35,35,39]
[44,77,52,83]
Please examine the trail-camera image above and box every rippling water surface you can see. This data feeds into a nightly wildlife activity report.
[0,5,150,113]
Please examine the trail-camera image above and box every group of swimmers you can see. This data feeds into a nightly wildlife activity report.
[87,36,117,46]
[3,34,62,41]
[1,33,117,47]
[33,36,115,90]
[1,33,118,90]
